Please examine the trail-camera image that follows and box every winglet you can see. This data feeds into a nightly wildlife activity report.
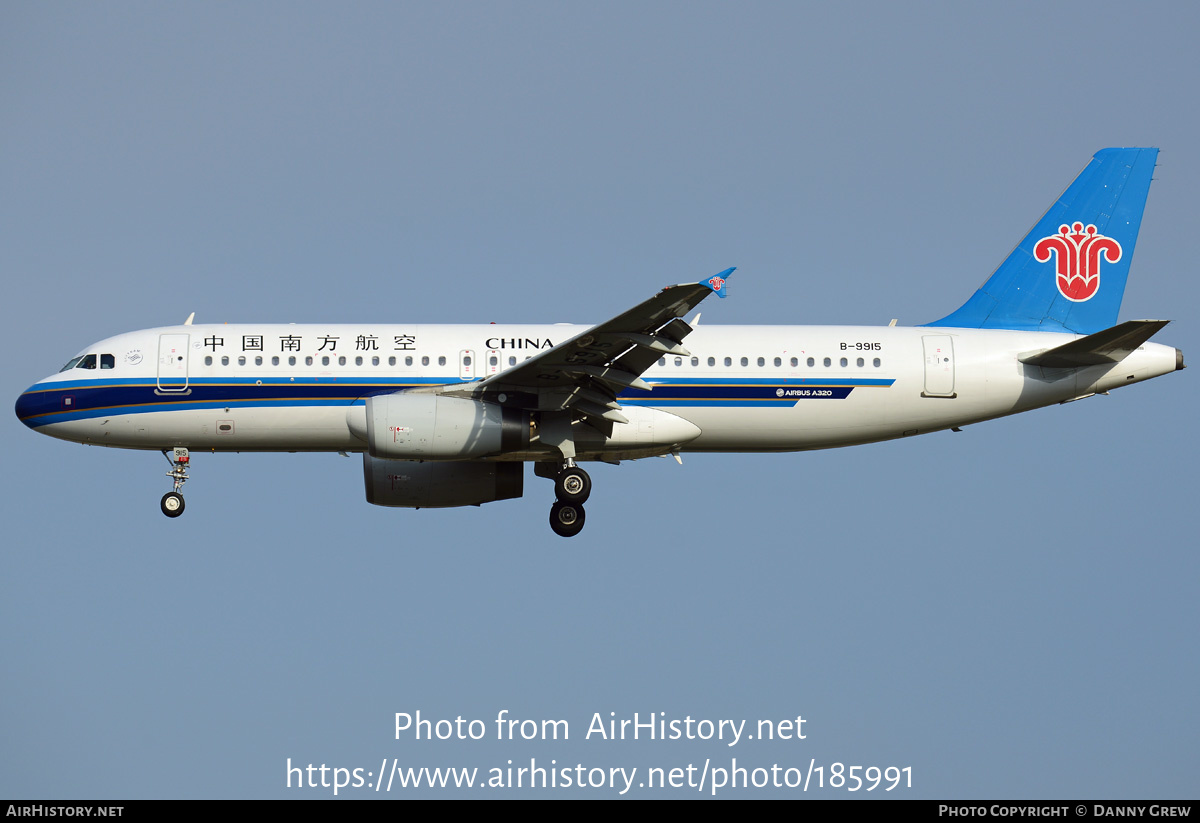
[700,267,735,298]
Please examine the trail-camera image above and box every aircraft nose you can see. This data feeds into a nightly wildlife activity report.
[15,385,43,430]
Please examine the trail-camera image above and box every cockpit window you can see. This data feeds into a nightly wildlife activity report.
[59,356,84,372]
[77,354,98,370]
[100,354,115,369]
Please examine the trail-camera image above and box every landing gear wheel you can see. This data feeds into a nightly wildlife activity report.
[160,492,185,518]
[554,466,591,504]
[549,501,586,537]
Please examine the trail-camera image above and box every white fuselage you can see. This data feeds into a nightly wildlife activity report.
[17,322,1180,458]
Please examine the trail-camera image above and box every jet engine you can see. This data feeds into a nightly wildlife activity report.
[356,393,529,459]
[363,455,524,508]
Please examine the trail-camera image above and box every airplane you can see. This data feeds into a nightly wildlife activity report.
[15,148,1184,537]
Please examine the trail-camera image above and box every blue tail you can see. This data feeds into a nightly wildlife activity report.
[926,148,1157,334]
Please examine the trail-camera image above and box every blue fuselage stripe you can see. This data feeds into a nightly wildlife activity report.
[16,376,897,426]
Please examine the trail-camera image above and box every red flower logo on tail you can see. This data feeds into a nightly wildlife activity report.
[1033,222,1121,302]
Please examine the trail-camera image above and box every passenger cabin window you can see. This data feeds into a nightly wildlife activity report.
[807,357,815,367]
[438,356,446,366]
[707,357,715,366]
[421,356,430,366]
[204,356,213,366]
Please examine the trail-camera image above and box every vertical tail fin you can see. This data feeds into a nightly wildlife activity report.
[926,148,1157,334]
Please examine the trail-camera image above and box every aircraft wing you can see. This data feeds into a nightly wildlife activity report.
[456,269,734,423]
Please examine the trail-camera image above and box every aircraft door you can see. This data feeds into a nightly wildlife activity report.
[922,335,955,397]
[157,334,190,392]
[459,349,476,380]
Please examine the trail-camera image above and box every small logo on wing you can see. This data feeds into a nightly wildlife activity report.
[1033,222,1122,302]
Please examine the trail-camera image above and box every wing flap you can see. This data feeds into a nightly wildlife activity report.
[570,400,630,424]
[601,332,691,356]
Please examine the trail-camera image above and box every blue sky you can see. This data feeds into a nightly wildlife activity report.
[2,1,1196,798]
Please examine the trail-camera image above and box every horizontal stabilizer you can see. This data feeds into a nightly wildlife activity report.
[1019,320,1170,368]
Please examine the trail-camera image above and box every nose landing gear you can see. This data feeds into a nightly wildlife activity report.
[547,462,590,537]
[160,447,189,518]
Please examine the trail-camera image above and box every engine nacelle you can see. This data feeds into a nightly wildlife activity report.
[360,393,528,459]
[363,455,524,508]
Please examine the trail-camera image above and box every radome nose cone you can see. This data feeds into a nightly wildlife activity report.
[15,386,41,429]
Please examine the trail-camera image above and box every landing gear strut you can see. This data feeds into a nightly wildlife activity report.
[547,462,590,537]
[161,447,189,518]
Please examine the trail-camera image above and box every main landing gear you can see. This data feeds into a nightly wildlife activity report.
[548,463,591,538]
[160,447,189,518]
